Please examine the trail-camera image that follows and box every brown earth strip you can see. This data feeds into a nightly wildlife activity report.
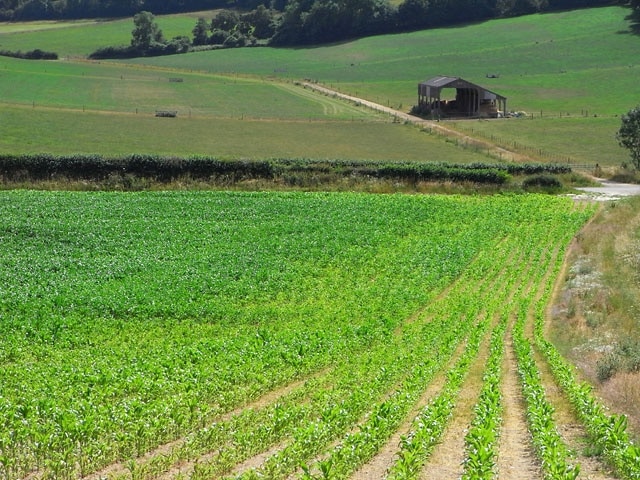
[496,331,542,480]
[349,340,468,480]
[417,321,491,480]
[81,372,325,480]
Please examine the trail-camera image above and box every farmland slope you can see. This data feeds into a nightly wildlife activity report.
[4,192,637,480]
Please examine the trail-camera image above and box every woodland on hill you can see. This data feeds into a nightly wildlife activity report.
[2,0,634,47]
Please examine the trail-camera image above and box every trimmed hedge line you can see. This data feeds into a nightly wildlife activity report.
[0,154,572,185]
[0,154,274,182]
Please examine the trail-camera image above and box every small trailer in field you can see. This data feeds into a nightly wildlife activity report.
[155,110,177,118]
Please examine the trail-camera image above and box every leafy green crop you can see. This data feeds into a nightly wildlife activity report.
[0,191,600,479]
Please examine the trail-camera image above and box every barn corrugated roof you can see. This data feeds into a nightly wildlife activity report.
[419,76,506,100]
[421,76,460,88]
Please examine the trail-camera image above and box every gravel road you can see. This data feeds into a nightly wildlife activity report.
[574,179,640,201]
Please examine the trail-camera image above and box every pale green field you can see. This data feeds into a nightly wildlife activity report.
[0,6,638,165]
[450,116,629,166]
[0,57,377,120]
[0,104,492,162]
[0,11,220,56]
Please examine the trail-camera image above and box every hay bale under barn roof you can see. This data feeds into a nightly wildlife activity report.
[418,76,507,118]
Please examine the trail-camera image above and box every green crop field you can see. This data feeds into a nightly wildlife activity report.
[5,191,639,480]
[0,6,638,165]
[3,7,640,479]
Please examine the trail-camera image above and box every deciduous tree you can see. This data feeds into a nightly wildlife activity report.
[617,106,640,169]
[192,17,209,45]
[131,10,163,51]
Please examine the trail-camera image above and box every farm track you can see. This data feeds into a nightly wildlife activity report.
[299,82,538,163]
[497,330,542,479]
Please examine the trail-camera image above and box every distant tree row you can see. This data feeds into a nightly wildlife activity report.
[189,0,621,48]
[0,0,265,21]
[191,6,276,47]
[5,0,626,52]
[0,0,618,24]
[90,11,191,58]
[270,0,617,45]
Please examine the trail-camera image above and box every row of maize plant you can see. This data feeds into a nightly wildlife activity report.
[0,191,601,480]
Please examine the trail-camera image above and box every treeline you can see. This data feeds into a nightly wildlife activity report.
[0,48,57,59]
[0,0,266,21]
[0,153,572,187]
[270,0,618,45]
[1,0,620,47]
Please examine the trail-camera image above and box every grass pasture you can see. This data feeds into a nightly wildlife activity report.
[0,104,494,162]
[0,11,220,57]
[0,6,638,166]
[0,58,377,120]
[450,116,629,166]
[132,6,640,117]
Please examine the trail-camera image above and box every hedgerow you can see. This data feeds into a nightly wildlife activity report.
[0,154,571,186]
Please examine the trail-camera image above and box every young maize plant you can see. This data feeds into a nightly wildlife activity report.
[461,318,507,480]
[513,302,580,480]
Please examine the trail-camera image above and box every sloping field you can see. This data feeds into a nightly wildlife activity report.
[0,11,219,57]
[0,7,637,164]
[2,191,639,480]
[0,103,492,162]
[130,7,639,116]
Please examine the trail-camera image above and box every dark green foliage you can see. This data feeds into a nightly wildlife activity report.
[90,12,191,59]
[89,45,139,60]
[131,11,164,51]
[0,49,58,60]
[0,154,274,183]
[0,155,574,189]
[596,339,640,382]
[1,0,267,20]
[242,5,276,39]
[271,0,395,45]
[617,106,640,169]
[192,17,210,45]
[596,352,619,382]
[522,174,563,190]
[209,28,230,45]
[211,10,241,30]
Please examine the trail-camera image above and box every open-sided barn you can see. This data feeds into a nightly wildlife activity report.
[418,76,507,118]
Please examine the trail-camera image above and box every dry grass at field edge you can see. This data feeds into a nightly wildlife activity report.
[549,197,640,440]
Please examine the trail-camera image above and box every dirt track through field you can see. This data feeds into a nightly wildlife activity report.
[497,331,542,479]
[299,82,536,163]
[348,354,456,480]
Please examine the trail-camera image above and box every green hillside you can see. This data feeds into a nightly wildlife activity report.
[0,6,637,164]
